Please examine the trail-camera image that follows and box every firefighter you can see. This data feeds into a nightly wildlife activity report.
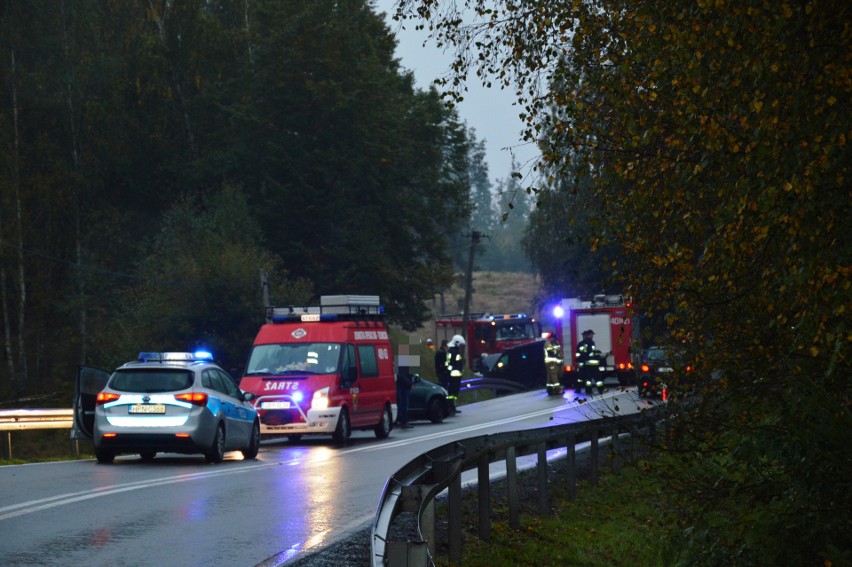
[544,336,564,396]
[576,329,603,395]
[435,339,451,390]
[447,335,465,413]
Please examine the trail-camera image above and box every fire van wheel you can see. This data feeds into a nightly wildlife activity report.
[241,421,261,460]
[332,408,351,444]
[205,424,226,463]
[374,404,392,439]
[427,397,447,424]
[95,449,115,464]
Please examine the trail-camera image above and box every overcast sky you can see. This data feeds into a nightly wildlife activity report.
[373,1,538,185]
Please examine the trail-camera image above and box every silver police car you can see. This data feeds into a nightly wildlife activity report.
[72,352,260,464]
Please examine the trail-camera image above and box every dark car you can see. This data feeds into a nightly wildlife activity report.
[407,374,452,423]
[72,351,260,463]
[638,346,695,398]
[483,339,552,391]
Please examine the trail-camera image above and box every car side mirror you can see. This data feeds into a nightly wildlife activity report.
[242,391,255,402]
[411,374,421,384]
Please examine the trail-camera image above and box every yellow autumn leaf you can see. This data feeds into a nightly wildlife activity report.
[809,346,819,357]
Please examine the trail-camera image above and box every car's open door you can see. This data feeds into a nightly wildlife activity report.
[71,366,110,440]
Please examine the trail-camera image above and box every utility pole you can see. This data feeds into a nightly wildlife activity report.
[461,231,487,344]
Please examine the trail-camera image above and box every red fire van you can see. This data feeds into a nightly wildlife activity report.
[239,295,396,444]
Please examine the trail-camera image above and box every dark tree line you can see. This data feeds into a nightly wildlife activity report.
[0,0,477,401]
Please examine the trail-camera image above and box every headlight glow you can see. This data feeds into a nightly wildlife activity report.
[311,387,329,410]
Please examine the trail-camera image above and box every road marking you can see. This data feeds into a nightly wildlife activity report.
[0,460,284,521]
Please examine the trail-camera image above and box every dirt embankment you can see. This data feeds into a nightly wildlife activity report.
[400,271,544,346]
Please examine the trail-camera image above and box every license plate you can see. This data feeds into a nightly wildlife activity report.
[129,404,166,414]
[658,367,673,373]
[262,401,291,410]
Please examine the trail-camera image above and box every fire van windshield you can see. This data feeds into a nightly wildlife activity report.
[245,343,342,376]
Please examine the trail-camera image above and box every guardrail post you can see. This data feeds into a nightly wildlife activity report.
[566,434,576,501]
[448,469,462,564]
[590,426,599,486]
[387,539,429,566]
[4,432,11,460]
[537,442,548,515]
[506,446,519,529]
[628,425,637,463]
[611,427,620,473]
[477,453,491,541]
[422,490,436,560]
[434,458,463,565]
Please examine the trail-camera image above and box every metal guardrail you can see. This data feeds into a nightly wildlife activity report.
[0,408,75,460]
[370,403,667,567]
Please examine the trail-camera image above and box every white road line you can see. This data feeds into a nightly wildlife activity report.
[0,460,284,521]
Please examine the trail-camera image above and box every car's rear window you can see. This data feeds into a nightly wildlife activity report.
[110,370,194,393]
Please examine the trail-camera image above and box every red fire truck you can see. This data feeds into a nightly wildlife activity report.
[552,294,639,388]
[435,312,540,373]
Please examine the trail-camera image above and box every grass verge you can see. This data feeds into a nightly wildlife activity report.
[437,460,675,567]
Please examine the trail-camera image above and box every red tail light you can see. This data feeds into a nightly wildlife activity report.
[686,365,694,372]
[641,364,650,372]
[564,364,572,373]
[662,388,668,401]
[175,392,208,406]
[96,392,120,405]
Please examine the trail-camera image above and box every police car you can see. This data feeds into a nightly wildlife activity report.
[72,352,260,464]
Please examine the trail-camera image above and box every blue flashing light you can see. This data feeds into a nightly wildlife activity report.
[292,391,304,403]
[194,350,214,361]
[553,305,565,319]
[137,351,214,363]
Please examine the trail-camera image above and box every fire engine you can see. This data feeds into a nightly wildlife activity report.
[552,294,638,388]
[435,312,540,373]
[239,295,397,444]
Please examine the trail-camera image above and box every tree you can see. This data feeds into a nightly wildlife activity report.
[230,0,471,328]
[393,0,851,563]
[112,184,302,372]
[467,131,494,237]
[481,163,533,272]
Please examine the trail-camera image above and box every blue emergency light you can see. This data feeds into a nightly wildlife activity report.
[137,351,214,362]
[552,305,564,318]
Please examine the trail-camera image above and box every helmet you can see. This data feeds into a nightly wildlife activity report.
[583,329,595,336]
[450,334,466,347]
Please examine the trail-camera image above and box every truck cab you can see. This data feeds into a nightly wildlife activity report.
[435,313,540,373]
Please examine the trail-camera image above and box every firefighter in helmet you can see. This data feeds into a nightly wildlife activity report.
[576,329,603,394]
[544,334,564,396]
[447,335,465,413]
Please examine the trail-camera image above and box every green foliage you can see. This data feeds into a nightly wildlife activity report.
[111,185,295,372]
[0,0,478,399]
[395,0,851,563]
[448,468,673,567]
